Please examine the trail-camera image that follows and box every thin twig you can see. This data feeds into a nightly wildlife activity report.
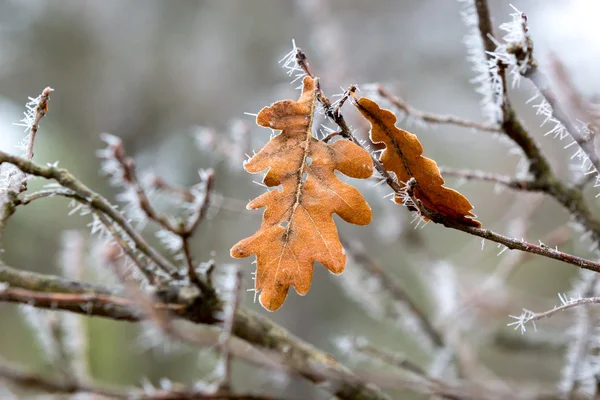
[20,87,53,160]
[375,85,500,132]
[507,296,600,334]
[0,286,181,320]
[438,167,543,191]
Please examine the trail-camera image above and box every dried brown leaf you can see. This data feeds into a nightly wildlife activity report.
[231,77,374,311]
[353,96,481,228]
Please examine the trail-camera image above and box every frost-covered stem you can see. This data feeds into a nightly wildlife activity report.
[376,85,501,132]
[340,236,444,348]
[525,66,600,178]
[0,88,53,250]
[16,185,167,281]
[23,87,53,160]
[508,296,600,334]
[559,275,599,398]
[448,217,600,273]
[473,0,552,181]
[0,150,179,276]
[403,178,600,274]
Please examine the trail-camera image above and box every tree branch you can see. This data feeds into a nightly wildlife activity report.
[0,263,392,400]
[0,150,179,277]
[0,359,284,400]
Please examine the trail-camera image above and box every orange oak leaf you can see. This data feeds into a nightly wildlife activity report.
[353,96,481,228]
[230,76,374,311]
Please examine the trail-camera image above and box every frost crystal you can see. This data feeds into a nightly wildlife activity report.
[279,39,306,88]
[458,0,502,123]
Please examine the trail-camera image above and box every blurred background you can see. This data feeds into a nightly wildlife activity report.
[1,0,600,398]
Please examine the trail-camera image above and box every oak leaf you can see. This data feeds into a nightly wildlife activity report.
[353,96,481,228]
[231,76,374,311]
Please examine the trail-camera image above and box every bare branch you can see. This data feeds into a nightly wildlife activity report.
[401,177,600,274]
[375,85,500,132]
[439,167,543,191]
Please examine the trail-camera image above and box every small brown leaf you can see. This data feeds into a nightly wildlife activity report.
[231,77,374,311]
[353,96,481,228]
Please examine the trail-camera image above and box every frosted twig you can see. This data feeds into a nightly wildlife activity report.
[104,136,179,233]
[14,87,53,160]
[508,295,600,334]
